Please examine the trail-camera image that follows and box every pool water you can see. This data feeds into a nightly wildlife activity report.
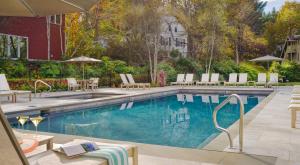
[10,94,265,148]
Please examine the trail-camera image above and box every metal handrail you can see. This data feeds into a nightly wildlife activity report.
[212,94,244,152]
[34,80,52,97]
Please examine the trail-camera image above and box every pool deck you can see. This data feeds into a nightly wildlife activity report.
[2,86,299,164]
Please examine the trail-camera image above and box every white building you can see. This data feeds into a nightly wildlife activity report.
[160,16,188,57]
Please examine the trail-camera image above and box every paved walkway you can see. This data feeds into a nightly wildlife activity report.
[224,87,300,164]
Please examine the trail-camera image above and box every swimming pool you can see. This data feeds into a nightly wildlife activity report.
[10,94,265,148]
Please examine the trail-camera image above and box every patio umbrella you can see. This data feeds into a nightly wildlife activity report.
[64,56,102,79]
[0,0,98,17]
[249,55,283,69]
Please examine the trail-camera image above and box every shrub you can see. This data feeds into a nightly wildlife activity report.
[170,49,181,58]
[175,58,204,78]
[0,59,28,78]
[239,62,266,81]
[270,61,300,82]
[158,62,177,83]
[39,62,61,78]
[212,60,239,80]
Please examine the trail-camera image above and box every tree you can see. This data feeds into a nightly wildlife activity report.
[123,1,164,84]
[196,0,227,73]
[264,2,300,52]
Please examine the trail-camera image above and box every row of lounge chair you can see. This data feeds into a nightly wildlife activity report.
[0,74,31,103]
[171,73,279,87]
[120,74,151,89]
[289,86,300,128]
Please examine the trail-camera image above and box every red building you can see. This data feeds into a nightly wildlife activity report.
[0,15,65,61]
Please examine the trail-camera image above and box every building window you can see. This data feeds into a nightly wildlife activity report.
[175,27,178,32]
[182,39,186,48]
[175,38,179,47]
[169,37,171,46]
[168,25,172,32]
[50,15,61,25]
[0,33,28,59]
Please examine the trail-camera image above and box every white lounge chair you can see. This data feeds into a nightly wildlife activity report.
[171,74,185,85]
[256,73,267,87]
[236,73,248,86]
[0,74,31,102]
[196,73,209,86]
[208,73,220,86]
[0,106,139,165]
[180,74,194,86]
[268,73,278,87]
[120,74,133,89]
[66,78,80,91]
[224,73,237,86]
[120,103,127,110]
[126,74,150,89]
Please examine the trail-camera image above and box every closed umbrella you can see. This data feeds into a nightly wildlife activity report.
[64,56,102,79]
[250,55,283,69]
[0,0,98,17]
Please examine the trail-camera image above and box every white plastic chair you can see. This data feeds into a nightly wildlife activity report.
[0,74,31,102]
[268,73,278,87]
[196,73,209,86]
[181,74,194,86]
[208,73,220,85]
[237,73,248,86]
[120,74,132,89]
[224,73,238,86]
[256,73,267,86]
[67,78,80,91]
[171,74,185,85]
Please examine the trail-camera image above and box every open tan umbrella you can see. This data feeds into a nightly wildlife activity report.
[64,56,102,79]
[0,0,98,17]
[250,55,283,69]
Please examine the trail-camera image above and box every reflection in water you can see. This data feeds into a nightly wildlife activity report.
[10,94,264,148]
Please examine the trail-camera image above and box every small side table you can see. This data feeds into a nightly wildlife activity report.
[20,133,54,151]
[247,81,256,87]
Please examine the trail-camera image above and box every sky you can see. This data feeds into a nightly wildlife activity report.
[262,0,300,12]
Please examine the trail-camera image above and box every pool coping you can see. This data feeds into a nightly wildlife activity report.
[4,87,273,117]
[203,90,277,151]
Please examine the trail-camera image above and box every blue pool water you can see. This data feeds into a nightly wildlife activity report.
[10,94,265,148]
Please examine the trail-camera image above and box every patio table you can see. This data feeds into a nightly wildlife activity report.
[77,80,93,91]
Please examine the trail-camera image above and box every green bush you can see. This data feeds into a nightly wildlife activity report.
[158,62,177,83]
[175,58,204,78]
[270,61,300,82]
[239,62,266,81]
[212,60,238,80]
[170,49,181,58]
[0,59,28,78]
[39,62,61,78]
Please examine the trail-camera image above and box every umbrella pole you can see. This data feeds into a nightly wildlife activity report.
[82,63,85,80]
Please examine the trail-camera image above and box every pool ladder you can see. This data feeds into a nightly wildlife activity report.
[34,80,52,97]
[213,94,244,152]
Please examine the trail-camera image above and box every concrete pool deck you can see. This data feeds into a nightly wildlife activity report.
[1,86,299,164]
